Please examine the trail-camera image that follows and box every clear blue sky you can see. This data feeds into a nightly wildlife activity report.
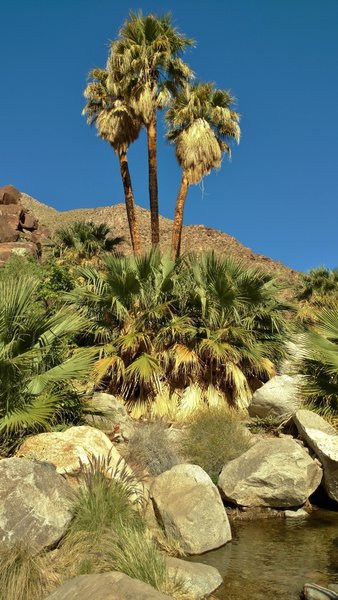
[1,0,337,272]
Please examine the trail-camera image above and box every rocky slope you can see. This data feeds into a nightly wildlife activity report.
[20,191,299,285]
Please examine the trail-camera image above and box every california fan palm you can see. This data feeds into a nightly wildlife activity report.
[0,276,95,441]
[166,82,240,258]
[83,68,142,254]
[108,12,194,246]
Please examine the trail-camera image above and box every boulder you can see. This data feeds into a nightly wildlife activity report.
[165,556,223,599]
[303,583,338,599]
[19,211,38,231]
[218,438,322,508]
[249,375,303,419]
[0,204,23,242]
[294,410,338,503]
[85,393,134,439]
[0,241,38,264]
[151,464,231,554]
[0,457,72,551]
[45,572,171,599]
[0,184,20,205]
[17,425,119,477]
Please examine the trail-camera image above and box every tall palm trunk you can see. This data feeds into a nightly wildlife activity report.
[118,149,141,255]
[171,173,189,260]
[146,113,160,247]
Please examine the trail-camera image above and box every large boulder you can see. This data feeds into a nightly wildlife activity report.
[45,572,171,599]
[218,438,322,508]
[0,241,39,264]
[0,458,72,551]
[0,204,22,242]
[0,184,20,205]
[294,410,338,503]
[151,464,231,555]
[85,393,135,440]
[249,375,303,419]
[17,426,119,478]
[165,556,223,599]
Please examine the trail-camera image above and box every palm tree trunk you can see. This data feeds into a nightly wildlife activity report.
[118,150,141,255]
[171,173,189,260]
[146,113,160,247]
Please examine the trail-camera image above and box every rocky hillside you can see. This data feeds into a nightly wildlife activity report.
[20,191,299,284]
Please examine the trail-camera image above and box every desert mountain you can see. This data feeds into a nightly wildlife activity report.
[20,192,299,285]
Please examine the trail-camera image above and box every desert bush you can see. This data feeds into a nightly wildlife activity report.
[0,541,58,600]
[247,414,283,435]
[180,406,252,482]
[126,421,181,476]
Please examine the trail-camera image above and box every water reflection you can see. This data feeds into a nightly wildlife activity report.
[197,511,338,600]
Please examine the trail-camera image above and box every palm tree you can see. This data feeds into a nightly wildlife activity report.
[166,82,241,259]
[0,276,95,441]
[53,221,123,262]
[83,68,142,255]
[67,251,290,412]
[296,307,338,415]
[108,12,194,247]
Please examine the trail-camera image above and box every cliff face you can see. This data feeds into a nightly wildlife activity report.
[19,191,299,285]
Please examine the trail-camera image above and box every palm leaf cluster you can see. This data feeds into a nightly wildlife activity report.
[68,250,291,412]
[0,276,95,439]
[53,221,123,263]
[297,307,338,414]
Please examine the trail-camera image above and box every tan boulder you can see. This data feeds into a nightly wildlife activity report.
[0,458,72,552]
[218,438,322,508]
[17,426,119,477]
[294,409,338,503]
[151,464,231,555]
[44,572,172,599]
[165,556,223,599]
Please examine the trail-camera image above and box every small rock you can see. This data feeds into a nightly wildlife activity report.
[165,556,223,599]
[284,508,309,519]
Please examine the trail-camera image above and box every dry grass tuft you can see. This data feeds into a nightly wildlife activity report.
[0,541,59,600]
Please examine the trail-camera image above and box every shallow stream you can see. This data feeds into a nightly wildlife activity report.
[192,510,338,599]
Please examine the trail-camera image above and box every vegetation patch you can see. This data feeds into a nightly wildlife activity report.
[180,406,252,482]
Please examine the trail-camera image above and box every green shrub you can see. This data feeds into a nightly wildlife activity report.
[126,422,180,476]
[247,414,283,435]
[180,406,252,482]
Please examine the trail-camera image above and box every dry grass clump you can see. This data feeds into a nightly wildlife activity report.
[180,405,252,482]
[0,541,58,600]
[126,421,181,476]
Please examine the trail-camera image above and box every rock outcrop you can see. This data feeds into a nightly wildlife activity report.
[294,409,338,503]
[249,374,303,420]
[151,464,231,554]
[0,457,72,551]
[0,184,45,264]
[45,572,172,599]
[218,438,322,508]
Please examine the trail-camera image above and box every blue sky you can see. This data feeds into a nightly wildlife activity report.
[1,0,337,272]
